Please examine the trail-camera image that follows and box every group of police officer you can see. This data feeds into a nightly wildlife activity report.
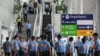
[3,33,100,56]
[3,34,51,56]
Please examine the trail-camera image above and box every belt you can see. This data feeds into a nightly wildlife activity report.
[57,52,65,55]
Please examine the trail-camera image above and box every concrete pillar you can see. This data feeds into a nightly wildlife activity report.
[68,0,83,14]
[0,21,2,56]
[80,0,83,14]
[96,0,100,34]
[67,0,73,14]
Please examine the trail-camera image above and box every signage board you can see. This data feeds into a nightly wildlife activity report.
[61,14,93,36]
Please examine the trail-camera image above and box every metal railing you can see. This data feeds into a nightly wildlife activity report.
[33,6,39,36]
[51,3,56,56]
[38,5,43,37]
[51,3,55,42]
[33,4,43,37]
[9,7,23,40]
[1,4,23,56]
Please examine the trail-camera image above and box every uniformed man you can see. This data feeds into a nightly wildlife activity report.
[28,36,38,56]
[3,37,11,56]
[26,21,32,38]
[67,37,75,56]
[23,7,28,22]
[39,34,51,56]
[11,35,19,56]
[16,15,22,33]
[85,37,92,56]
[93,33,100,56]
[55,34,66,56]
[75,37,81,56]
[19,37,28,56]
[79,37,90,56]
[89,37,94,56]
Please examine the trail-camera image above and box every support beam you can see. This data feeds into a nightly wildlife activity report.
[96,0,100,34]
[0,21,2,56]
[80,0,83,14]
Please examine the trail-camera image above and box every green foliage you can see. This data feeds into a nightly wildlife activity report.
[55,0,68,13]
[13,0,21,13]
[55,4,65,13]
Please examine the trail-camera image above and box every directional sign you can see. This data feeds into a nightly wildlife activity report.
[77,30,93,36]
[62,14,93,20]
[77,25,93,30]
[61,14,93,36]
[61,24,77,36]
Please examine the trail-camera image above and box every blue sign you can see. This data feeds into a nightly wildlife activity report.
[77,25,93,30]
[62,20,77,24]
[61,14,93,36]
[62,14,93,20]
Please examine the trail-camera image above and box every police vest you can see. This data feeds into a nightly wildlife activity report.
[17,18,22,22]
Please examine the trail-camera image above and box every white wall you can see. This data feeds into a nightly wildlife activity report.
[0,0,14,28]
[54,14,61,33]
[0,0,18,45]
[1,29,9,44]
[0,20,1,55]
[96,0,100,35]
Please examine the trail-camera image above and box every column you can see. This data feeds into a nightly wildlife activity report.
[80,0,83,14]
[0,21,2,56]
[75,0,83,14]
[67,0,73,14]
[96,0,100,34]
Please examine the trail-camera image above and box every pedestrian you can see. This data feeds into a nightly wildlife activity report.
[23,7,28,22]
[19,37,28,56]
[67,37,75,56]
[85,37,92,56]
[26,21,32,38]
[89,37,94,56]
[45,4,49,14]
[33,2,38,14]
[3,37,11,56]
[16,15,23,33]
[11,35,19,56]
[79,36,90,56]
[55,34,66,56]
[75,37,81,56]
[28,1,33,14]
[93,33,100,56]
[39,34,51,56]
[28,36,39,56]
[45,23,52,42]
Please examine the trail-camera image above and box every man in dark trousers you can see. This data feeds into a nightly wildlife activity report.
[26,21,32,38]
[39,34,51,56]
[16,15,22,33]
[3,37,11,56]
[33,2,38,14]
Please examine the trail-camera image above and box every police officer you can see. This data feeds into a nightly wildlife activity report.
[75,37,81,56]
[3,37,11,56]
[79,37,90,56]
[93,33,100,56]
[85,37,92,56]
[67,37,75,56]
[16,15,22,33]
[28,36,38,56]
[19,37,28,56]
[26,21,32,38]
[23,7,28,22]
[55,34,66,56]
[39,34,51,56]
[11,35,19,56]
